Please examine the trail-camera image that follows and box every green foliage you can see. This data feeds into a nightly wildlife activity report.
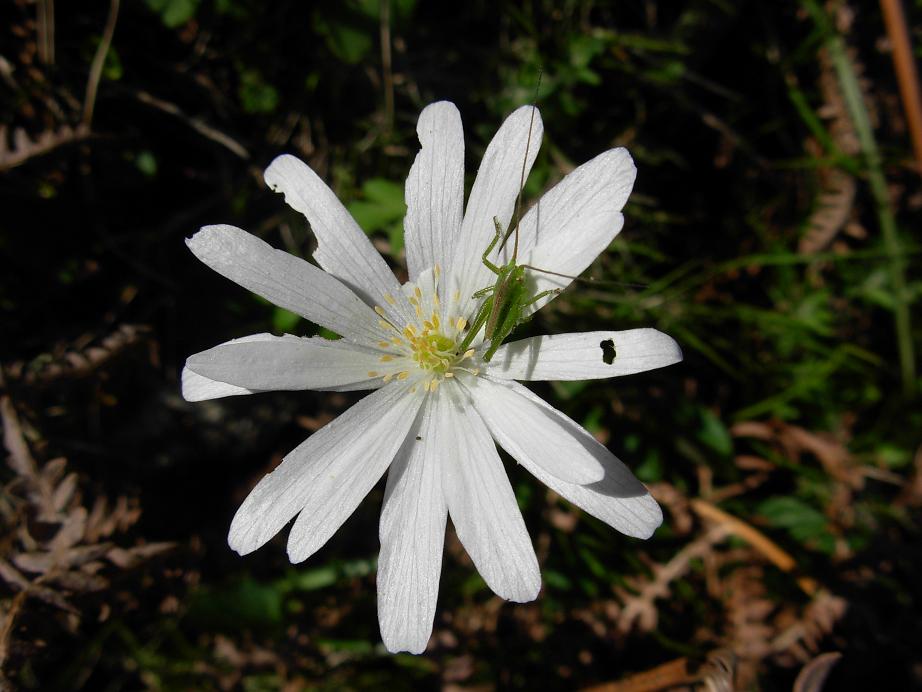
[237,68,279,114]
[758,496,835,554]
[348,178,407,253]
[145,0,200,27]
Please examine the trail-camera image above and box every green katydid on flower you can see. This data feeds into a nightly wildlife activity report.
[182,101,682,654]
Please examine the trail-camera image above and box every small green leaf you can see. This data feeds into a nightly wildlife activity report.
[145,0,199,27]
[272,307,301,334]
[698,409,732,457]
[238,68,279,114]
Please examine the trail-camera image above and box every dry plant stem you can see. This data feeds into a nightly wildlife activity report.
[691,499,818,596]
[580,657,694,692]
[134,90,250,159]
[379,0,394,133]
[804,0,915,397]
[82,0,120,127]
[880,0,922,173]
[37,0,55,65]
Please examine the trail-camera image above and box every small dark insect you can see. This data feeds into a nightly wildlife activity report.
[600,338,616,365]
[415,435,422,441]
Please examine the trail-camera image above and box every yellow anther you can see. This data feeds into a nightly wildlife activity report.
[404,325,417,337]
[415,305,422,318]
[462,349,475,360]
[384,293,396,305]
[367,371,379,377]
[433,293,440,307]
[423,320,434,331]
[379,355,394,363]
[374,305,387,317]
[397,371,410,380]
[456,317,467,331]
[414,286,422,300]
[445,372,454,378]
[409,296,419,307]
[431,313,440,329]
[430,378,440,391]
[452,290,461,303]
[383,373,393,383]
[379,320,395,331]
[434,264,441,278]
[378,341,391,348]
[422,380,431,392]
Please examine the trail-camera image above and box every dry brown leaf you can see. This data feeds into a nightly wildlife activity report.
[0,123,90,171]
[793,652,842,692]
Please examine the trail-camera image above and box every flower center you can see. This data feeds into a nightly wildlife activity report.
[366,265,479,392]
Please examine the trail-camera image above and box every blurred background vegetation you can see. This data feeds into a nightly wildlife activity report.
[2,0,921,689]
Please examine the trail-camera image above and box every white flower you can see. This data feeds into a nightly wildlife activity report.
[182,101,682,654]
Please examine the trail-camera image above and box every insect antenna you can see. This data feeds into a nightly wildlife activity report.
[500,70,543,262]
[519,263,648,290]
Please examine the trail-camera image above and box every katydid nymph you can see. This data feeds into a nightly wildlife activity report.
[456,85,594,363]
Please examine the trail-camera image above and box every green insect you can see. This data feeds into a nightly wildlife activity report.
[458,216,563,362]
[455,88,576,362]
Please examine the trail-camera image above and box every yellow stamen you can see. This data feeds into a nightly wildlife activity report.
[397,371,410,380]
[379,355,394,363]
[384,293,396,305]
[367,371,379,377]
[374,305,387,317]
[456,317,467,331]
[378,341,391,348]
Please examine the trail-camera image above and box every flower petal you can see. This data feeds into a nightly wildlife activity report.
[484,329,682,381]
[464,376,604,485]
[439,388,541,602]
[187,225,385,346]
[447,106,543,322]
[514,148,637,315]
[477,378,662,539]
[186,334,387,392]
[285,385,425,563]
[377,400,446,654]
[404,102,464,283]
[228,383,423,558]
[263,155,414,326]
[181,333,276,401]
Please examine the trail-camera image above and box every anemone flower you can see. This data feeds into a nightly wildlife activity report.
[182,101,682,653]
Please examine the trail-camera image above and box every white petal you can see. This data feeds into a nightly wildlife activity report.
[285,385,425,562]
[377,400,446,654]
[464,376,604,485]
[484,329,683,381]
[447,106,543,322]
[514,148,637,315]
[228,383,423,558]
[181,333,277,401]
[478,378,662,539]
[263,155,414,327]
[439,388,541,602]
[404,102,464,282]
[186,334,387,392]
[187,225,385,346]
[182,367,253,401]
